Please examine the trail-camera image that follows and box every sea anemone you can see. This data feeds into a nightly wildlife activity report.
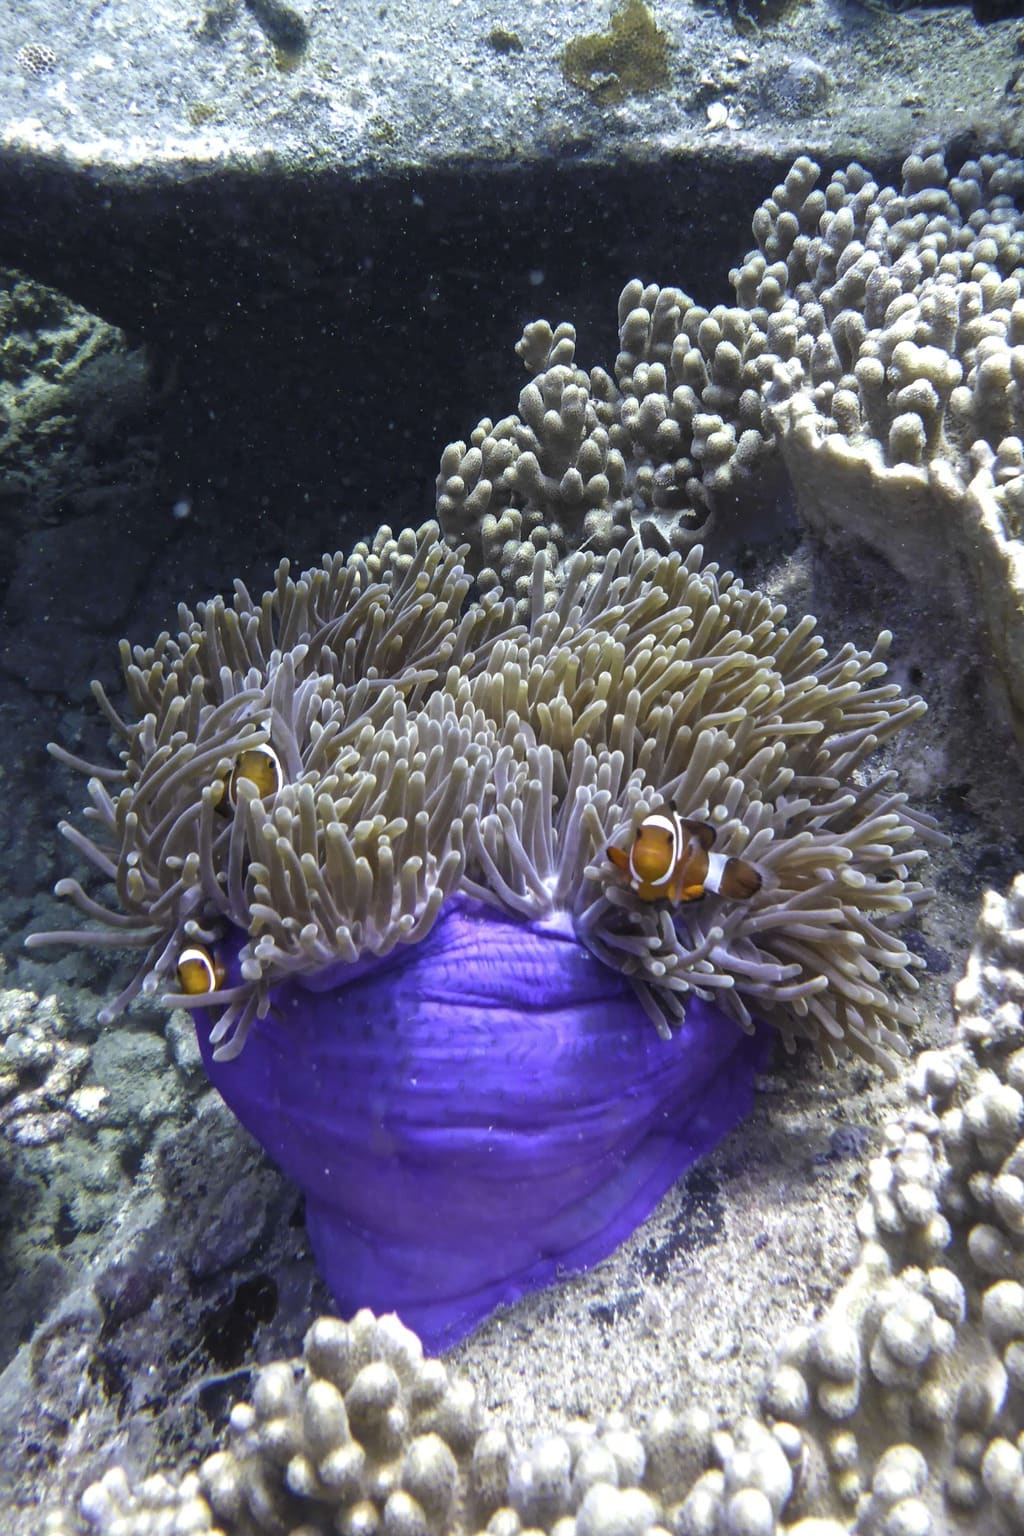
[30,521,939,1344]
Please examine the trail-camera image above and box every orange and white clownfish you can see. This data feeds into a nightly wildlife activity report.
[608,812,762,905]
[228,743,283,806]
[176,944,226,996]
[215,743,284,814]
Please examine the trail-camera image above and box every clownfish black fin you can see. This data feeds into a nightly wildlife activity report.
[679,817,716,852]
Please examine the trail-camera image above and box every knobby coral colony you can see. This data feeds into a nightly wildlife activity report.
[31,523,941,1344]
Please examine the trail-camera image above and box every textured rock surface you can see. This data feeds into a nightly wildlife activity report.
[1,1,1018,176]
[0,977,208,1371]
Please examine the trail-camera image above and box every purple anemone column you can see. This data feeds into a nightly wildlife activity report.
[195,894,769,1352]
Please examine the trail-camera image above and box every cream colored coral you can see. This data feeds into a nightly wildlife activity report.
[437,283,778,596]
[758,874,1024,1528]
[438,148,1024,741]
[754,151,1024,738]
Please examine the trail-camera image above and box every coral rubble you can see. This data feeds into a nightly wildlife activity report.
[0,985,106,1147]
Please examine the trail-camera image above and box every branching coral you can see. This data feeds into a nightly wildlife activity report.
[436,147,1024,736]
[76,1308,809,1536]
[32,520,937,1069]
[746,149,1024,524]
[754,150,1024,735]
[436,291,775,609]
[756,875,1024,1532]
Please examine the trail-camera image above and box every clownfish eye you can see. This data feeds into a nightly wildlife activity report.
[227,744,283,807]
[176,945,225,996]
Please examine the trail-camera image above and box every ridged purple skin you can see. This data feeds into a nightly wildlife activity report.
[195,895,769,1351]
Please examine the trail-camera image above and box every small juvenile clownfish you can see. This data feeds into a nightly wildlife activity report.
[176,944,226,996]
[608,812,762,905]
[215,743,284,814]
[228,743,283,807]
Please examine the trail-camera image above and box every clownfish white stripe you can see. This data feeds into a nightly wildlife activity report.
[705,850,729,893]
[178,946,216,985]
[642,814,678,835]
[628,811,681,887]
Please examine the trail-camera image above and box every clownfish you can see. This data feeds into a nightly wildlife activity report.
[608,812,762,904]
[215,743,284,813]
[176,944,226,996]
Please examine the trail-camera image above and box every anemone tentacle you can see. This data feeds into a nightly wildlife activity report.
[30,520,943,1066]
